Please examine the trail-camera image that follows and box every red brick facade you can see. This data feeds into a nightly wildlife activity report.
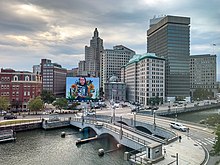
[0,68,42,110]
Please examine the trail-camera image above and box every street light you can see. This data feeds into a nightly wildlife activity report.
[120,116,123,139]
[168,100,171,113]
[153,110,156,130]
[175,106,178,121]
[133,111,136,127]
[112,105,116,123]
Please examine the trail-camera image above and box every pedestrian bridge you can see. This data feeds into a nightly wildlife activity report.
[70,117,177,164]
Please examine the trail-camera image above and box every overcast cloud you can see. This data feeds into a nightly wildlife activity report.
[0,0,220,79]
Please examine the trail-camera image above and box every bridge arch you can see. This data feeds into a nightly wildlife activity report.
[81,126,97,138]
[117,121,128,126]
[99,133,119,144]
[136,126,152,135]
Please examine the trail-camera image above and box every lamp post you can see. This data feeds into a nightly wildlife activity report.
[112,105,116,123]
[168,100,171,113]
[120,116,123,139]
[153,110,156,130]
[133,111,136,127]
[175,106,177,121]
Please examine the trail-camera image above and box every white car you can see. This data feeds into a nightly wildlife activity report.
[86,111,96,116]
[170,122,188,132]
[114,103,120,108]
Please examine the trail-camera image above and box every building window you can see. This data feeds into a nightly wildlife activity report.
[13,75,18,81]
[25,76,30,81]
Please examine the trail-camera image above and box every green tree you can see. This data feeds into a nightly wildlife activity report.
[28,96,44,114]
[0,97,9,114]
[193,88,213,100]
[41,90,56,104]
[214,125,220,155]
[52,98,68,112]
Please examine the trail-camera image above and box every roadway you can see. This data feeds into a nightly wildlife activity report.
[95,105,218,164]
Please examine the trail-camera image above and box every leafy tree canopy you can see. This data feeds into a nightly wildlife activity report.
[0,96,9,111]
[193,88,213,100]
[214,125,220,155]
[28,96,44,112]
[52,98,68,110]
[41,90,56,104]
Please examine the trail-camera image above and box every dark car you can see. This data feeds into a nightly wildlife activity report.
[4,114,17,120]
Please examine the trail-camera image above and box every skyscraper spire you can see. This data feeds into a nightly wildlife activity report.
[94,28,99,37]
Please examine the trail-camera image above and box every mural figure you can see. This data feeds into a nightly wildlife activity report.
[68,77,96,101]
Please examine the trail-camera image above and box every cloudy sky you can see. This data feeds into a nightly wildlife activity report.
[0,0,220,78]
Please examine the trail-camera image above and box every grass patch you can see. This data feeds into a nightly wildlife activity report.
[0,119,41,126]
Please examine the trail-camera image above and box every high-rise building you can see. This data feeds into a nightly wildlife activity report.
[0,68,42,111]
[40,59,67,97]
[147,15,190,101]
[121,53,165,106]
[190,54,217,97]
[85,28,104,77]
[78,61,87,76]
[101,45,135,88]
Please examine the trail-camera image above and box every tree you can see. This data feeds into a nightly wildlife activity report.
[0,97,9,114]
[52,98,68,112]
[214,125,220,155]
[28,96,44,114]
[193,88,213,100]
[41,90,56,104]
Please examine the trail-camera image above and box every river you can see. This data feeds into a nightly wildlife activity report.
[168,107,220,123]
[0,127,130,165]
[1,108,219,165]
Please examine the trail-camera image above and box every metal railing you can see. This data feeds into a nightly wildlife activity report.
[71,117,153,146]
[129,146,147,164]
[0,120,42,128]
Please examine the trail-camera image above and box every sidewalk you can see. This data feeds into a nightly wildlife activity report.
[156,135,205,165]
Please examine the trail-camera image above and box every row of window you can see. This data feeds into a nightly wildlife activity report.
[1,85,10,89]
[1,77,10,81]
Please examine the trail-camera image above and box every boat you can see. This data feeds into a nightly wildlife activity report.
[0,129,16,143]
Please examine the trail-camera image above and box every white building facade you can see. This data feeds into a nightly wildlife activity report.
[122,53,165,106]
[101,45,135,88]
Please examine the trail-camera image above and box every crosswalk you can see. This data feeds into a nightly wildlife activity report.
[194,137,216,146]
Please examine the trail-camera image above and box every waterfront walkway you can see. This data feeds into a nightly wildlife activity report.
[156,135,206,165]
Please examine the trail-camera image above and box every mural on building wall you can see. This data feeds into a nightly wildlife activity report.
[66,77,99,101]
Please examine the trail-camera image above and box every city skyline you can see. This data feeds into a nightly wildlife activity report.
[0,0,219,79]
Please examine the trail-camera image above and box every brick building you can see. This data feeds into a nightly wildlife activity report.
[0,68,42,111]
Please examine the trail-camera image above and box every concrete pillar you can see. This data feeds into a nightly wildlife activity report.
[124,152,130,161]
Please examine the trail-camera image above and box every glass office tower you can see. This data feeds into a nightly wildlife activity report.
[147,15,190,99]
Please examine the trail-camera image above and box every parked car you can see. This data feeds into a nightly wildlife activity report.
[86,111,96,116]
[170,122,188,132]
[4,114,17,120]
[114,103,120,108]
[1,110,7,115]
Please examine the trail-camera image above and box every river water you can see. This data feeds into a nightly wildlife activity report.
[0,108,219,165]
[169,107,220,123]
[0,127,130,165]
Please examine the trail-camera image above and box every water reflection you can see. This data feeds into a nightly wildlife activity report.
[167,108,220,123]
[0,127,129,165]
